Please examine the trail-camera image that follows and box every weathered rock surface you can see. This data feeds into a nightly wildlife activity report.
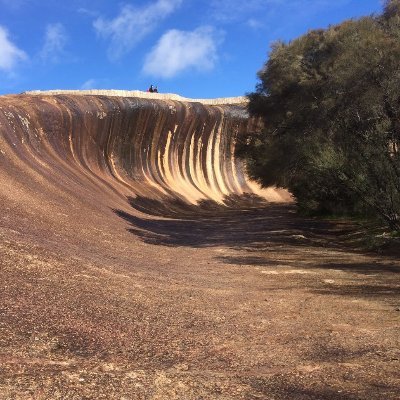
[0,92,288,206]
[0,92,399,400]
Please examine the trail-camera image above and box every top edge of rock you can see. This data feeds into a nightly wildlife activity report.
[20,89,248,105]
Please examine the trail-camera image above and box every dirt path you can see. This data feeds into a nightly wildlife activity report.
[1,203,399,399]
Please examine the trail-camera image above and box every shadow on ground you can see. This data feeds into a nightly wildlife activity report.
[114,194,400,279]
[114,194,338,249]
[244,376,398,400]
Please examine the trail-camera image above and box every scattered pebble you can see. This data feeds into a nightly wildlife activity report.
[292,234,307,240]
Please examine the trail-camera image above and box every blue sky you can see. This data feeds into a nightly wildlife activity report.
[0,0,384,98]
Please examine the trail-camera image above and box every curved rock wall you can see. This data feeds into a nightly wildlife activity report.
[0,93,288,213]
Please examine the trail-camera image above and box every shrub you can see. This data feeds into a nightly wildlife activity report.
[240,1,400,231]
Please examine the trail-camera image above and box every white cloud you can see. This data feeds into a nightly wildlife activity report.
[0,26,27,72]
[40,23,68,63]
[143,27,223,78]
[94,0,183,60]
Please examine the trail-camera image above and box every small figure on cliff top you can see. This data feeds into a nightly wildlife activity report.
[147,84,159,93]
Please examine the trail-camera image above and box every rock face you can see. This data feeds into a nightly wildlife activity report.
[1,93,399,400]
[0,92,288,207]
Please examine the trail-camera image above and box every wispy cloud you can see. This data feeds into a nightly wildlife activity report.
[78,8,100,18]
[210,0,352,24]
[247,18,265,30]
[210,0,270,22]
[0,0,27,11]
[40,23,68,63]
[81,79,97,90]
[143,27,223,78]
[94,0,183,61]
[0,26,27,72]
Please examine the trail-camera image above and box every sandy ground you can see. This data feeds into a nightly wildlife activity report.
[1,200,399,400]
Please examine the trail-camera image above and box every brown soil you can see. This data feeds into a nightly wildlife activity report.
[1,201,399,400]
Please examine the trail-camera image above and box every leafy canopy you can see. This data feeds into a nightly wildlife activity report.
[240,1,400,230]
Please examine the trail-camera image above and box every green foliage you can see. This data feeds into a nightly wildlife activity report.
[383,0,400,20]
[240,1,400,231]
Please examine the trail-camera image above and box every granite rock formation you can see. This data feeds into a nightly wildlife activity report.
[0,92,288,209]
[1,93,399,399]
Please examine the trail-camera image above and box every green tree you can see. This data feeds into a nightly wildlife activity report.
[240,1,400,230]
